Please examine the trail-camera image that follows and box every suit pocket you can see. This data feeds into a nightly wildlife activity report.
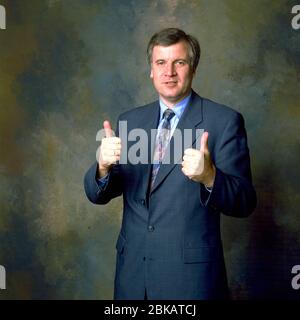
[116,233,126,254]
[183,246,220,263]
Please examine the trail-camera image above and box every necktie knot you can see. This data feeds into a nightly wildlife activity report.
[163,109,175,122]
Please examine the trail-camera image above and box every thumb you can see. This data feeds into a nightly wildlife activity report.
[200,131,209,153]
[103,120,113,138]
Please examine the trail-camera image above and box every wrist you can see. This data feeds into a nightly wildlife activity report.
[204,165,216,188]
[98,164,110,178]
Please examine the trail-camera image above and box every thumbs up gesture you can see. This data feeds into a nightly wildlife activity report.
[181,132,216,188]
[98,120,122,178]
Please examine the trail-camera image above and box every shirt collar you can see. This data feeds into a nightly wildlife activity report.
[159,93,192,121]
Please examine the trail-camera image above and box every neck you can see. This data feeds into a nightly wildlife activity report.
[160,90,192,108]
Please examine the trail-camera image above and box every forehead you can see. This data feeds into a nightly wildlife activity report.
[152,41,189,60]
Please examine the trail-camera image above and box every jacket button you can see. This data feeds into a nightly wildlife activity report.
[148,225,154,232]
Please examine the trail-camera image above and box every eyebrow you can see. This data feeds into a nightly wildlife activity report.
[154,58,188,63]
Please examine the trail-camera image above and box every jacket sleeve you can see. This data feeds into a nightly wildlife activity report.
[84,116,123,205]
[200,112,257,217]
[84,161,123,205]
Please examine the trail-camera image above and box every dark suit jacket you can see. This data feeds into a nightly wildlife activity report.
[84,90,257,300]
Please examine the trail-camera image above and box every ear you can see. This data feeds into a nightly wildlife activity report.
[192,66,198,77]
[150,68,153,79]
[192,70,196,77]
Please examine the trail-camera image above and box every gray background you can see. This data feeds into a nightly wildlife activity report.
[0,0,299,299]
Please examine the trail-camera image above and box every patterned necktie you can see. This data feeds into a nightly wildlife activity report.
[150,108,175,190]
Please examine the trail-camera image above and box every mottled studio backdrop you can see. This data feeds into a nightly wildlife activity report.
[0,0,299,299]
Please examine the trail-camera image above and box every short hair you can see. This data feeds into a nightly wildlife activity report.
[147,28,201,72]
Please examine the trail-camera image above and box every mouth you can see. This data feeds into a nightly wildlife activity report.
[164,81,178,86]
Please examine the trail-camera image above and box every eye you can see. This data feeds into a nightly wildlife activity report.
[156,60,165,66]
[176,60,186,66]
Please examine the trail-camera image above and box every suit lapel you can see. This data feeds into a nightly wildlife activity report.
[135,101,160,199]
[150,91,204,193]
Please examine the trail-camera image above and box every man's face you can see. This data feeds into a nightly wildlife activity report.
[150,41,195,106]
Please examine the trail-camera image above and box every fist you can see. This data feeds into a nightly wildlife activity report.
[98,120,122,177]
[181,132,216,187]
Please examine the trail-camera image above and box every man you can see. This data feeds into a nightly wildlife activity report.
[84,28,257,300]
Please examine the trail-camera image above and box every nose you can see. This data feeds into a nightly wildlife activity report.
[165,62,176,77]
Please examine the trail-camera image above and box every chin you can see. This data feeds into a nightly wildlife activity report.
[161,91,181,99]
[164,91,186,100]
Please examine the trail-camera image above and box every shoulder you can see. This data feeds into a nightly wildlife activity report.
[200,95,241,117]
[193,92,244,125]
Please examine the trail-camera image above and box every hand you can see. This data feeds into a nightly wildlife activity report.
[181,132,216,187]
[98,120,122,178]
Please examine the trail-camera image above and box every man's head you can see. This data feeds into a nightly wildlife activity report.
[147,28,201,107]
